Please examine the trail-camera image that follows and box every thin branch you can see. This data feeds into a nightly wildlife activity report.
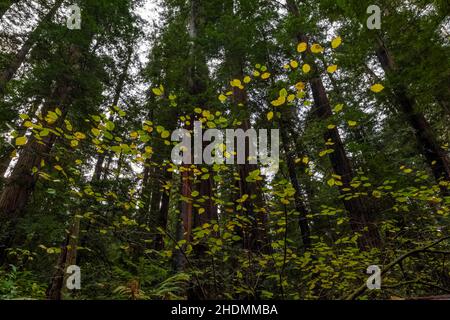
[344,236,450,300]
[159,228,207,300]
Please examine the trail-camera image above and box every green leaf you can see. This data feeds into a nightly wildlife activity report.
[15,136,27,146]
[161,130,170,139]
[106,121,115,131]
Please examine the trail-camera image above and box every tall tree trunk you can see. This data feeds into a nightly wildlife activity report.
[0,147,13,182]
[46,216,80,300]
[180,4,195,241]
[92,47,133,180]
[286,0,381,250]
[0,81,71,261]
[0,0,64,96]
[138,163,153,220]
[0,41,85,261]
[180,165,193,242]
[102,154,112,180]
[231,81,269,252]
[154,166,172,250]
[267,52,312,248]
[221,0,270,253]
[194,172,217,227]
[311,76,380,249]
[278,112,312,249]
[283,107,316,215]
[175,1,218,299]
[0,100,40,186]
[149,175,162,223]
[375,36,450,187]
[179,0,216,244]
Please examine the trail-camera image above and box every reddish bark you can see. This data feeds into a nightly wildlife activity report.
[231,79,270,252]
[286,0,381,249]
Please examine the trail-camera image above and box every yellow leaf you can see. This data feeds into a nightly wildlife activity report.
[130,131,139,139]
[348,120,358,127]
[271,96,286,107]
[152,87,163,96]
[290,60,299,68]
[243,76,251,83]
[261,72,271,79]
[287,94,296,102]
[91,128,100,136]
[267,111,274,121]
[371,83,385,93]
[145,146,153,154]
[218,94,227,102]
[295,82,305,91]
[372,190,382,198]
[297,42,307,53]
[302,64,311,73]
[65,120,73,131]
[253,70,260,77]
[333,104,344,113]
[161,130,170,139]
[327,65,338,73]
[327,124,336,129]
[45,111,58,124]
[15,136,27,146]
[230,79,242,87]
[74,132,86,140]
[311,44,324,53]
[39,129,49,137]
[194,107,202,114]
[331,36,342,49]
[327,178,335,187]
[54,165,63,171]
[238,194,249,202]
[71,140,79,147]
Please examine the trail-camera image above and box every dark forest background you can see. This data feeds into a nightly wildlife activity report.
[0,0,449,300]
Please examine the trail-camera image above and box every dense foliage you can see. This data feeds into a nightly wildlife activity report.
[0,0,449,300]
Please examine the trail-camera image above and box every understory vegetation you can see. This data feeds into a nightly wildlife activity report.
[0,0,449,300]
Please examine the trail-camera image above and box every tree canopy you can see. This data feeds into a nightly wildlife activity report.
[0,0,449,300]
